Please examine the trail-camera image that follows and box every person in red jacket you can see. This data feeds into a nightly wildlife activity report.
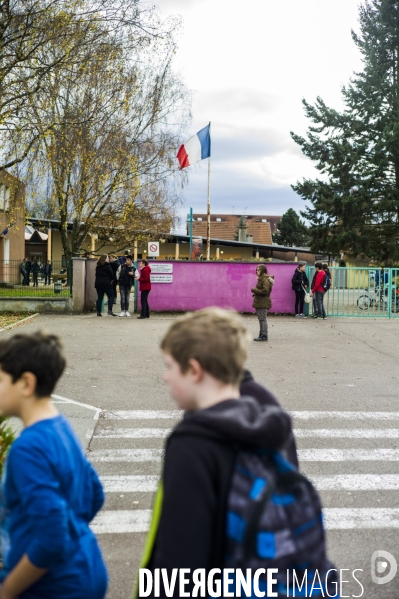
[311,262,326,319]
[137,259,152,319]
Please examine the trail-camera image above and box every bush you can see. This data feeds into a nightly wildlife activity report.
[0,417,14,476]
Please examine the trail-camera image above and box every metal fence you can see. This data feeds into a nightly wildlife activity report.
[0,260,71,297]
[306,266,399,318]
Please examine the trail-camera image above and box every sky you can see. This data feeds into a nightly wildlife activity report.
[157,0,364,230]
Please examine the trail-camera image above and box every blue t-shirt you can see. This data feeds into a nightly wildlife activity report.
[1,414,108,599]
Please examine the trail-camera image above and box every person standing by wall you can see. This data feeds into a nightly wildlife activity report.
[20,259,27,285]
[94,255,117,317]
[291,262,309,318]
[311,262,327,319]
[117,255,136,317]
[109,255,119,308]
[43,260,52,285]
[25,258,32,286]
[137,259,151,319]
[31,259,40,287]
[251,264,273,341]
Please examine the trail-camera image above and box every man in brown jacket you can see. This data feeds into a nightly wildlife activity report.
[251,264,273,341]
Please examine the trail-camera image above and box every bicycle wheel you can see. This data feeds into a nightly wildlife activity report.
[357,295,371,310]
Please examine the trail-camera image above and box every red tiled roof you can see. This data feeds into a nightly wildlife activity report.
[188,214,281,245]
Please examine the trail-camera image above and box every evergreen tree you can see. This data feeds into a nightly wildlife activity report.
[273,208,309,246]
[291,0,399,264]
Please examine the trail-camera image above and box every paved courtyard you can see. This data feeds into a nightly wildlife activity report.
[6,312,399,598]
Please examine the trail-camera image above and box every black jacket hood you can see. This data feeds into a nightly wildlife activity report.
[172,396,292,450]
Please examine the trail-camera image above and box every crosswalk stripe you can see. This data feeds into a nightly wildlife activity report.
[324,508,399,529]
[295,429,399,438]
[89,449,163,462]
[89,447,399,464]
[298,448,399,461]
[101,475,159,493]
[88,428,172,439]
[90,507,399,534]
[91,510,151,534]
[100,474,399,494]
[311,474,399,491]
[100,410,399,420]
[90,427,399,440]
[291,411,399,420]
[90,448,399,463]
[102,410,182,420]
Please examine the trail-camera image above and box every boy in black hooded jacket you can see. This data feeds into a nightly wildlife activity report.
[136,308,293,597]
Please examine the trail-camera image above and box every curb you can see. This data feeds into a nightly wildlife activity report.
[0,313,40,332]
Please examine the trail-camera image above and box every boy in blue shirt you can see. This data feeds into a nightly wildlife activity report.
[0,332,107,599]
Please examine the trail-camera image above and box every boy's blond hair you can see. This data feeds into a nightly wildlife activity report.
[160,308,250,385]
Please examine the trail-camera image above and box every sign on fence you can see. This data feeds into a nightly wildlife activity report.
[151,264,173,273]
[148,242,159,257]
[150,274,173,283]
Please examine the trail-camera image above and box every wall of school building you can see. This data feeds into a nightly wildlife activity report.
[47,232,313,264]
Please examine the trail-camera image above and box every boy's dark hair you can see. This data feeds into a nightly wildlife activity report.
[315,262,323,269]
[0,331,66,397]
[126,255,133,261]
[141,259,148,266]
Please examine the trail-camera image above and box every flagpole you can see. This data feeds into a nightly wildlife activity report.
[206,121,211,261]
[189,206,193,259]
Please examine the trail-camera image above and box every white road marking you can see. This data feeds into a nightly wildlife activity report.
[291,411,399,420]
[299,448,399,461]
[91,428,399,439]
[89,428,172,439]
[102,410,182,420]
[295,429,399,438]
[89,449,163,462]
[97,410,399,421]
[101,475,159,493]
[52,394,101,416]
[100,473,399,494]
[91,508,399,534]
[311,474,399,491]
[324,508,399,529]
[91,510,151,534]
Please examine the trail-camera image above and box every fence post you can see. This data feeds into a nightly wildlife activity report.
[71,258,86,314]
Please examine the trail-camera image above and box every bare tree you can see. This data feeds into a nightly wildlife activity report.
[0,0,163,169]
[16,20,190,264]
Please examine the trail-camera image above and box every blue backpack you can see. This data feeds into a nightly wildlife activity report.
[323,273,331,292]
[224,450,338,598]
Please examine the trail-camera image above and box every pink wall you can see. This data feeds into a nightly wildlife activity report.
[137,262,298,314]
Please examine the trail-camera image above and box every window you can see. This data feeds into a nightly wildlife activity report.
[197,217,202,221]
[4,238,9,264]
[0,185,11,211]
[216,218,222,222]
[262,219,267,222]
[4,187,10,211]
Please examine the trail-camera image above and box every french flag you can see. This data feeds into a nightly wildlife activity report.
[176,124,211,170]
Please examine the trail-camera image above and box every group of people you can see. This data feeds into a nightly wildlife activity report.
[94,252,151,318]
[292,261,331,319]
[0,313,337,599]
[20,258,52,287]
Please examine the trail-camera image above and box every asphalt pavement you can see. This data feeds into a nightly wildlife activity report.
[5,311,399,599]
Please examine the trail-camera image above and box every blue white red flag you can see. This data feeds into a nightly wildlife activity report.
[176,124,211,170]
